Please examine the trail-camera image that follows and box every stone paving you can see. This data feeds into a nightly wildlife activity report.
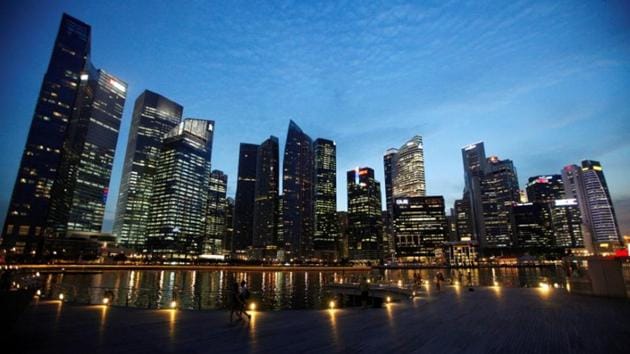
[6,286,630,353]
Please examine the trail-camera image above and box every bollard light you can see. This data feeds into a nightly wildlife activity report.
[103,297,110,305]
[329,300,336,309]
[36,289,41,296]
[397,280,402,287]
[553,283,559,289]
[170,301,177,309]
[493,281,499,287]
[386,296,391,303]
[539,282,550,290]
[249,302,257,311]
[59,293,64,301]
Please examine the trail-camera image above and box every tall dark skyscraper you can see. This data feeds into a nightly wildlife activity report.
[2,14,91,254]
[525,175,565,203]
[576,160,621,250]
[480,156,520,249]
[47,67,127,237]
[313,138,338,260]
[383,148,398,216]
[382,148,398,255]
[347,167,383,260]
[204,170,228,256]
[282,121,314,259]
[393,196,447,260]
[461,142,487,245]
[114,90,183,250]
[454,196,473,241]
[252,136,279,253]
[145,119,214,260]
[233,143,259,252]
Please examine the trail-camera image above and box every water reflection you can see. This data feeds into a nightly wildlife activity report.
[42,267,565,310]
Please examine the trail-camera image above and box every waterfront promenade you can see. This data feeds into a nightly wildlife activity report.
[7,285,630,353]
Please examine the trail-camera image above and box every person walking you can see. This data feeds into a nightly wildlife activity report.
[467,271,474,291]
[359,277,369,309]
[435,272,443,291]
[239,280,252,319]
[229,281,243,323]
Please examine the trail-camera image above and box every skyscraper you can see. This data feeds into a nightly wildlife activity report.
[203,170,228,255]
[47,67,127,237]
[525,175,564,204]
[347,167,383,260]
[480,156,520,249]
[313,138,338,260]
[282,121,314,259]
[512,202,553,249]
[577,160,621,250]
[461,142,487,244]
[2,14,91,254]
[383,148,399,215]
[114,90,183,250]
[561,165,581,200]
[252,136,279,254]
[393,196,447,260]
[145,119,214,260]
[233,143,259,253]
[454,196,473,241]
[382,148,398,256]
[393,136,425,198]
[551,199,583,248]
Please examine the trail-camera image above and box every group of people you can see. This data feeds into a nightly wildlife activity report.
[229,280,251,323]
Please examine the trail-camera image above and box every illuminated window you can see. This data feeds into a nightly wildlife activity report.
[18,225,30,236]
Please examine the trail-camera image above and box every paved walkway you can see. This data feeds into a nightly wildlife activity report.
[6,286,630,353]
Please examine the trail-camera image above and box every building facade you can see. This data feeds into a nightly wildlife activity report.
[282,121,314,259]
[393,196,447,261]
[47,67,127,237]
[252,136,280,255]
[2,14,91,254]
[203,170,228,255]
[512,202,553,249]
[145,119,214,259]
[461,142,487,245]
[393,135,425,199]
[313,138,338,260]
[551,198,583,248]
[233,143,259,253]
[114,90,183,250]
[347,167,383,261]
[480,156,520,249]
[525,175,564,204]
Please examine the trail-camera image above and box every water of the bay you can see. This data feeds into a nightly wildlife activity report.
[41,267,566,310]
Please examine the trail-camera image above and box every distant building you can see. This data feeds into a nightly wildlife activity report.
[336,212,349,259]
[525,175,564,203]
[393,136,425,198]
[512,202,553,249]
[575,160,622,251]
[203,170,228,255]
[393,196,447,261]
[551,199,583,248]
[480,156,520,249]
[313,138,338,260]
[282,121,314,259]
[145,119,214,260]
[233,143,259,252]
[223,197,235,254]
[114,90,183,250]
[382,148,398,254]
[445,241,478,266]
[461,142,487,245]
[454,196,473,242]
[347,167,383,261]
[47,67,127,238]
[2,14,91,254]
[252,136,280,257]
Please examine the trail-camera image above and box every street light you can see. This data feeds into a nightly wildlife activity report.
[329,300,336,309]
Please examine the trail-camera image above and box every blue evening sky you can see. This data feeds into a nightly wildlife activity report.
[1,0,629,234]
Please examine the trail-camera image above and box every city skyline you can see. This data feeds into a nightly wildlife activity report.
[1,1,629,236]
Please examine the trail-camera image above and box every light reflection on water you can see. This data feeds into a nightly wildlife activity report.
[42,267,565,310]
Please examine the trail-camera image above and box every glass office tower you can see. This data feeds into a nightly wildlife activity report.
[313,138,338,260]
[146,119,214,260]
[252,136,280,253]
[347,167,383,261]
[233,143,259,252]
[114,90,183,250]
[2,14,91,254]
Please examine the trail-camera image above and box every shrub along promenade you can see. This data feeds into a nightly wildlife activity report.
[6,286,630,353]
